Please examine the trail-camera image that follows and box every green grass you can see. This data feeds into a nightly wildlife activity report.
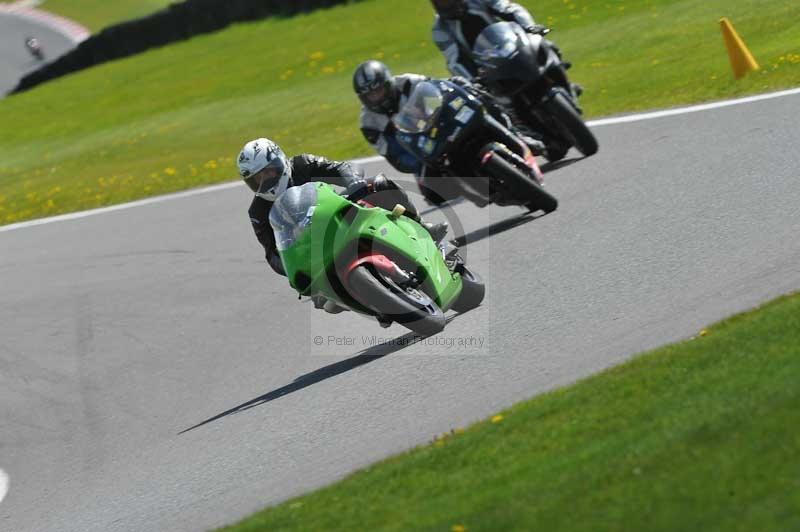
[39,0,173,31]
[1,0,800,224]
[220,292,800,532]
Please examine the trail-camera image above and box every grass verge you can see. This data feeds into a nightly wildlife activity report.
[1,0,800,224]
[38,0,173,32]
[220,292,800,531]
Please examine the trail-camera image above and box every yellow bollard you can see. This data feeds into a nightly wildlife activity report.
[719,17,759,79]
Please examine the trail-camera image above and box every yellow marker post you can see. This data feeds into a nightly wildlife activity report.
[719,17,759,79]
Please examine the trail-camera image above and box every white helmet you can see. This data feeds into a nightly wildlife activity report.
[237,138,292,201]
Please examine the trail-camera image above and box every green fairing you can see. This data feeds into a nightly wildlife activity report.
[275,182,462,310]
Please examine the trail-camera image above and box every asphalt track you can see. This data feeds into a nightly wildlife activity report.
[1,92,800,531]
[0,9,78,95]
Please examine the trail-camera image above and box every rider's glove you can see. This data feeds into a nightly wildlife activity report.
[449,75,472,88]
[525,24,550,35]
[344,178,369,200]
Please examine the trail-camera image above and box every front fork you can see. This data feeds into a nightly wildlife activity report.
[480,113,544,183]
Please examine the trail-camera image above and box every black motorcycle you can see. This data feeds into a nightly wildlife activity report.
[394,79,557,214]
[473,22,598,162]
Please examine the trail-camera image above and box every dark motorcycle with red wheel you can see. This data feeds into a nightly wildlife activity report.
[394,79,557,214]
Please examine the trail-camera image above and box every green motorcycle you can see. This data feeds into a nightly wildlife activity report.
[269,182,485,336]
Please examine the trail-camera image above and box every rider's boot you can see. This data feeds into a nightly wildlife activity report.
[420,220,449,243]
[323,299,347,314]
[312,295,347,314]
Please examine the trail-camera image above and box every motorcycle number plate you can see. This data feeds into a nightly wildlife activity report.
[454,107,475,124]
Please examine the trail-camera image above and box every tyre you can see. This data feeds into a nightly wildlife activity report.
[450,265,485,313]
[545,92,598,157]
[347,264,446,336]
[544,142,569,163]
[482,150,558,214]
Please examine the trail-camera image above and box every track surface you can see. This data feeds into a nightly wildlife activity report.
[1,93,800,531]
[0,10,77,95]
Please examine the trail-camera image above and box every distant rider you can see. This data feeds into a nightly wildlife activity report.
[429,0,550,81]
[24,36,44,60]
[237,137,448,279]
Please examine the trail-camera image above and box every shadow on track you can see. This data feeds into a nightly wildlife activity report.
[179,316,462,435]
[539,156,584,174]
[451,211,545,248]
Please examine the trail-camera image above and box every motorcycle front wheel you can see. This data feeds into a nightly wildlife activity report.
[450,265,485,313]
[544,92,598,157]
[347,264,446,336]
[481,148,558,214]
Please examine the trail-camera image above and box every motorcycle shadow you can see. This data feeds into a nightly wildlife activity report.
[539,156,584,174]
[451,210,546,248]
[179,315,462,434]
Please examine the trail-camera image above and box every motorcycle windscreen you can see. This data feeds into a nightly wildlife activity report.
[473,22,520,66]
[268,182,318,251]
[393,81,444,134]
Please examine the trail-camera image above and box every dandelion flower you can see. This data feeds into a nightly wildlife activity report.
[491,414,504,423]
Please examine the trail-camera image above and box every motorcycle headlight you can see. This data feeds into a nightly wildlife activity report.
[269,183,318,251]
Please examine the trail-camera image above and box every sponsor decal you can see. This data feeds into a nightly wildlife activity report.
[455,106,475,124]
[449,97,465,111]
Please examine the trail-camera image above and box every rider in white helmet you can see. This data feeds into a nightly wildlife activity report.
[237,138,448,278]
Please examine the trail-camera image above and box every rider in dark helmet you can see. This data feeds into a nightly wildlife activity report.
[354,60,428,176]
[354,60,545,206]
[353,60,402,115]
[430,0,468,19]
[430,0,552,80]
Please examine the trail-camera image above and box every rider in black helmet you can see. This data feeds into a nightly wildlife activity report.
[430,0,552,81]
[353,60,403,115]
[353,58,549,207]
[354,60,429,176]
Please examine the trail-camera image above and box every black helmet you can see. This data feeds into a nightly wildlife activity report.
[430,0,467,19]
[353,60,399,115]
